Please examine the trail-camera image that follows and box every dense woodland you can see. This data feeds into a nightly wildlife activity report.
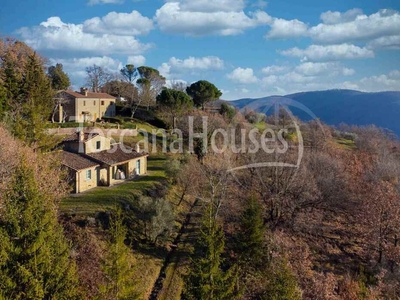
[1,37,400,299]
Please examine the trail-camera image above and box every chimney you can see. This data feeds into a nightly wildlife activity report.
[80,87,88,97]
[77,130,84,142]
[135,143,141,153]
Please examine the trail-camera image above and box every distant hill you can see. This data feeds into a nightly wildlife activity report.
[229,89,400,136]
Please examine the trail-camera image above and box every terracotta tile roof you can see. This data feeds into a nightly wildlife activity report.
[63,132,99,143]
[64,90,116,99]
[85,144,147,166]
[61,151,99,171]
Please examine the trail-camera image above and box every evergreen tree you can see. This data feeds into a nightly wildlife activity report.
[14,53,54,149]
[236,197,266,268]
[0,158,79,299]
[120,64,137,83]
[220,102,236,121]
[156,88,193,128]
[0,55,22,118]
[101,210,138,300]
[186,80,222,111]
[263,259,301,300]
[183,204,239,300]
[48,63,70,90]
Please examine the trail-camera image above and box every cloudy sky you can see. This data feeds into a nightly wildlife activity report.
[1,0,400,100]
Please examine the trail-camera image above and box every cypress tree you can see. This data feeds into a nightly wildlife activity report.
[101,210,138,300]
[0,158,79,299]
[183,204,239,300]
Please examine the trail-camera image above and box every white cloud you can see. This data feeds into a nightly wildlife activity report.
[127,55,146,66]
[17,16,151,55]
[227,67,258,84]
[172,0,246,12]
[295,62,354,76]
[158,63,172,79]
[241,88,249,93]
[170,56,225,70]
[266,18,308,39]
[50,56,123,87]
[51,56,122,73]
[88,0,123,6]
[262,75,278,85]
[342,70,400,92]
[158,56,225,78]
[251,0,268,9]
[389,70,400,78]
[367,35,400,50]
[165,79,188,88]
[154,2,272,36]
[83,10,154,36]
[280,44,374,61]
[309,9,400,44]
[261,65,288,75]
[259,69,400,97]
[320,8,364,24]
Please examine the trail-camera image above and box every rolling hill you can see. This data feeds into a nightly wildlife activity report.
[229,89,400,136]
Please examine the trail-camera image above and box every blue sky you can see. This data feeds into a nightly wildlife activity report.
[1,0,399,99]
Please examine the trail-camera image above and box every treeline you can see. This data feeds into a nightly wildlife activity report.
[166,110,400,299]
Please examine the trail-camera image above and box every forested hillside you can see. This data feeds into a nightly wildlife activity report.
[1,38,400,299]
[231,90,400,137]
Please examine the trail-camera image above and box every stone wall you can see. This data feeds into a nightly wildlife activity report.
[47,127,138,137]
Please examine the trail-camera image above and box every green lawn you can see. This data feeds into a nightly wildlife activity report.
[60,155,167,216]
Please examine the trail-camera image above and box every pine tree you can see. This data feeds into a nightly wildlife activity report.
[183,204,239,300]
[236,197,266,268]
[101,209,138,300]
[0,158,80,299]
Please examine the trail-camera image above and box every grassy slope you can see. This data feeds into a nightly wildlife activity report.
[60,155,167,216]
[61,155,167,299]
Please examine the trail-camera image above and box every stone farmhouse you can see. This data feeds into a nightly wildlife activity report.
[54,88,116,123]
[60,131,148,193]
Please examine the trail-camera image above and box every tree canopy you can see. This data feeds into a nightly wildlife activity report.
[186,80,222,110]
[120,64,137,83]
[85,64,111,92]
[135,66,166,111]
[157,88,193,115]
[47,63,70,90]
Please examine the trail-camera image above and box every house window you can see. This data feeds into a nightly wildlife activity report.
[83,101,86,106]
[101,101,105,106]
[96,141,101,150]
[93,100,96,106]
[86,169,92,180]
